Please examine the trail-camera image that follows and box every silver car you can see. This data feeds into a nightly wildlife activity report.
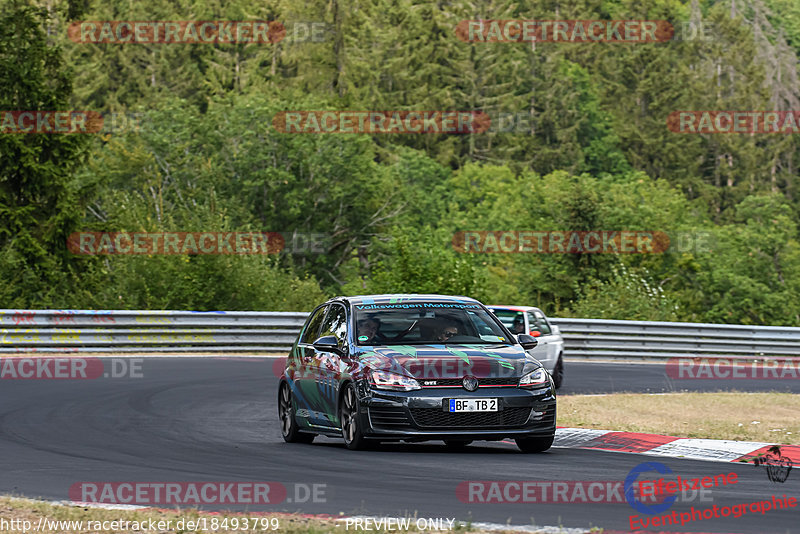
[487,306,564,389]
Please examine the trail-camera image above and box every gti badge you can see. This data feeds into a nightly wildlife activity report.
[462,375,479,391]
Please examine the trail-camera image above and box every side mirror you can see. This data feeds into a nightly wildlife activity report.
[529,330,541,337]
[551,325,560,335]
[313,335,343,354]
[517,333,538,350]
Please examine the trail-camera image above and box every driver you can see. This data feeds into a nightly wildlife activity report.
[357,317,384,343]
[511,314,525,334]
[435,322,459,342]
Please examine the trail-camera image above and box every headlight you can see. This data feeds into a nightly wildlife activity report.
[518,368,548,388]
[369,370,422,391]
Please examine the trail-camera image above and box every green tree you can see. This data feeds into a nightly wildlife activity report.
[0,1,99,307]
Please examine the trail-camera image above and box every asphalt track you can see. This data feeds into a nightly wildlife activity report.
[0,358,797,533]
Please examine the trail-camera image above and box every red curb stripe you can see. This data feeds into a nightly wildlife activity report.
[734,444,800,463]
[577,431,680,453]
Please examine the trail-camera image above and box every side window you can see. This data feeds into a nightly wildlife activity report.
[300,306,327,344]
[533,310,552,335]
[319,304,348,347]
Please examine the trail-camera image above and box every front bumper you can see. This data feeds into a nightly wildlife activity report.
[357,383,556,441]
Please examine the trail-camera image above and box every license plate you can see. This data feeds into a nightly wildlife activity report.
[448,399,498,412]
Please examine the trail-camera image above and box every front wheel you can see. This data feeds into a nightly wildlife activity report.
[340,383,370,450]
[551,356,564,390]
[516,435,554,453]
[278,383,315,444]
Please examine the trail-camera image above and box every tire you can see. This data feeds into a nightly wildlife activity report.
[551,356,564,390]
[340,383,370,450]
[516,435,554,453]
[278,382,315,444]
[444,440,473,450]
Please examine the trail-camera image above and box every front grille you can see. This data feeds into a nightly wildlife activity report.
[369,406,412,429]
[421,377,518,387]
[410,407,531,428]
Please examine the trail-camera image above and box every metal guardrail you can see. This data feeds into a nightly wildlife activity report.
[551,318,800,361]
[0,310,307,353]
[1,310,799,360]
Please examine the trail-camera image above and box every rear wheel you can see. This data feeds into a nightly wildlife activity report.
[278,383,315,444]
[340,383,369,450]
[551,356,564,389]
[444,440,473,450]
[516,435,554,453]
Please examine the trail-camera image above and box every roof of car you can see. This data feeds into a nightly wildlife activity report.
[337,294,481,306]
[487,305,542,313]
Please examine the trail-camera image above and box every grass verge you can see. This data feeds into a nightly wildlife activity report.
[557,391,799,444]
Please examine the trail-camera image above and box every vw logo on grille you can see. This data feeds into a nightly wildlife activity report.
[462,375,479,391]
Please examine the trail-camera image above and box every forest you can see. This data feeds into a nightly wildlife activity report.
[2,0,800,325]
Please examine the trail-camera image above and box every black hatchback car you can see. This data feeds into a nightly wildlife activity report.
[277,294,556,452]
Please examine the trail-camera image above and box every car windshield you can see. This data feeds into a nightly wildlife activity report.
[490,309,525,331]
[354,302,511,346]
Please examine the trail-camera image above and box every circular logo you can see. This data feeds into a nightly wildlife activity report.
[462,375,479,392]
[625,461,677,515]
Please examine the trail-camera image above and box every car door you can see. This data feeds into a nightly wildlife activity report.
[530,309,557,372]
[311,303,349,427]
[293,305,327,424]
[525,311,549,365]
